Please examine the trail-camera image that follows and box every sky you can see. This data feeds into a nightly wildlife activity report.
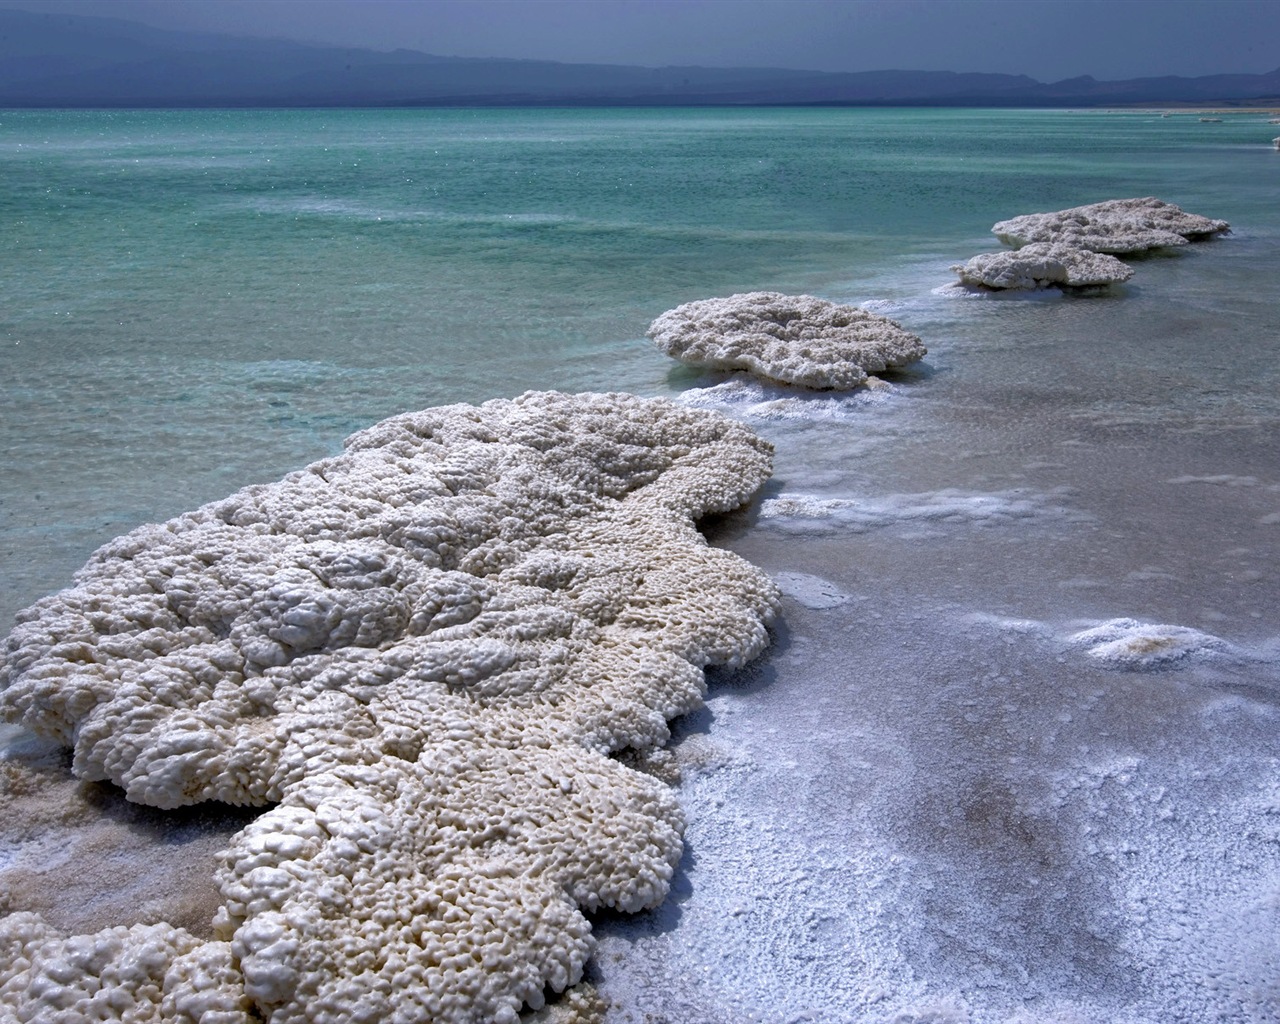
[3,0,1278,83]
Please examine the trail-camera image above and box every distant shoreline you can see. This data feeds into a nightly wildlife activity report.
[3,100,1279,112]
[6,6,1278,112]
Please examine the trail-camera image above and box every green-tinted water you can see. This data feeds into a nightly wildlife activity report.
[3,106,1280,1023]
[4,106,1276,623]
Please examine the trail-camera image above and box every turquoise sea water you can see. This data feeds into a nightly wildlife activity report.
[4,106,1275,625]
[3,107,1280,1022]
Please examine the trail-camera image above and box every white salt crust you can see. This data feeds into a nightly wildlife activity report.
[0,391,779,1024]
[0,914,249,1023]
[1070,618,1237,670]
[951,242,1135,290]
[991,197,1230,254]
[970,613,1277,674]
[647,291,926,390]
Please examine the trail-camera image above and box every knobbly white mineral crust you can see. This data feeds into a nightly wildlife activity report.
[991,197,1230,254]
[0,391,780,1024]
[647,291,926,390]
[0,913,253,1023]
[951,242,1135,290]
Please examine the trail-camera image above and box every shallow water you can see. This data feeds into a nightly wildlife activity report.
[596,259,1280,1021]
[2,106,1279,1022]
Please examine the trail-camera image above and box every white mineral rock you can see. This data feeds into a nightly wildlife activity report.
[647,291,926,390]
[951,242,1135,290]
[0,914,253,1023]
[991,196,1229,254]
[0,391,780,1024]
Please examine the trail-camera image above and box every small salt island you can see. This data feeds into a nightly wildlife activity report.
[951,242,1135,291]
[647,291,926,390]
[992,196,1230,254]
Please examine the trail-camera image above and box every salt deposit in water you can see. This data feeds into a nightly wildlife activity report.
[0,391,779,1024]
[647,291,926,390]
[951,242,1135,291]
[591,598,1280,1023]
[991,196,1230,254]
[1070,618,1237,670]
[1165,474,1278,490]
[771,571,850,610]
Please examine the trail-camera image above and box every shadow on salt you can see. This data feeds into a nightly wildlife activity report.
[0,724,261,939]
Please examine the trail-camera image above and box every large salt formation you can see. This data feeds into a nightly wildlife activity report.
[991,196,1230,254]
[647,291,926,390]
[0,391,779,1024]
[951,241,1135,291]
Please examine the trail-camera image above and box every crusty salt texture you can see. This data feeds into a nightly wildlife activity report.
[1070,618,1233,670]
[0,391,779,1024]
[0,913,252,1023]
[951,242,1135,290]
[991,196,1229,254]
[647,291,926,390]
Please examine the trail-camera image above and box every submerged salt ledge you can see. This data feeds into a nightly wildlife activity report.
[677,376,898,421]
[647,291,926,390]
[771,571,850,610]
[757,488,1081,535]
[0,391,779,1024]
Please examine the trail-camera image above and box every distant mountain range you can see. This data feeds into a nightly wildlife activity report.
[3,7,1278,108]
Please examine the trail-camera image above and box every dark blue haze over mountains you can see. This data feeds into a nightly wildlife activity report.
[1,1,1278,107]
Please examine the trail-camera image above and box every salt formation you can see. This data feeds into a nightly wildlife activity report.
[1071,618,1233,669]
[0,391,779,1024]
[992,197,1230,254]
[0,915,250,1021]
[951,242,1135,290]
[647,291,926,390]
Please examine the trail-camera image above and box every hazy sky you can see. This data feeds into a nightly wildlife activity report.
[5,0,1278,82]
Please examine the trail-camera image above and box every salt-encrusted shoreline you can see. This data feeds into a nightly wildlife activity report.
[0,391,779,1024]
[0,186,1239,1022]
